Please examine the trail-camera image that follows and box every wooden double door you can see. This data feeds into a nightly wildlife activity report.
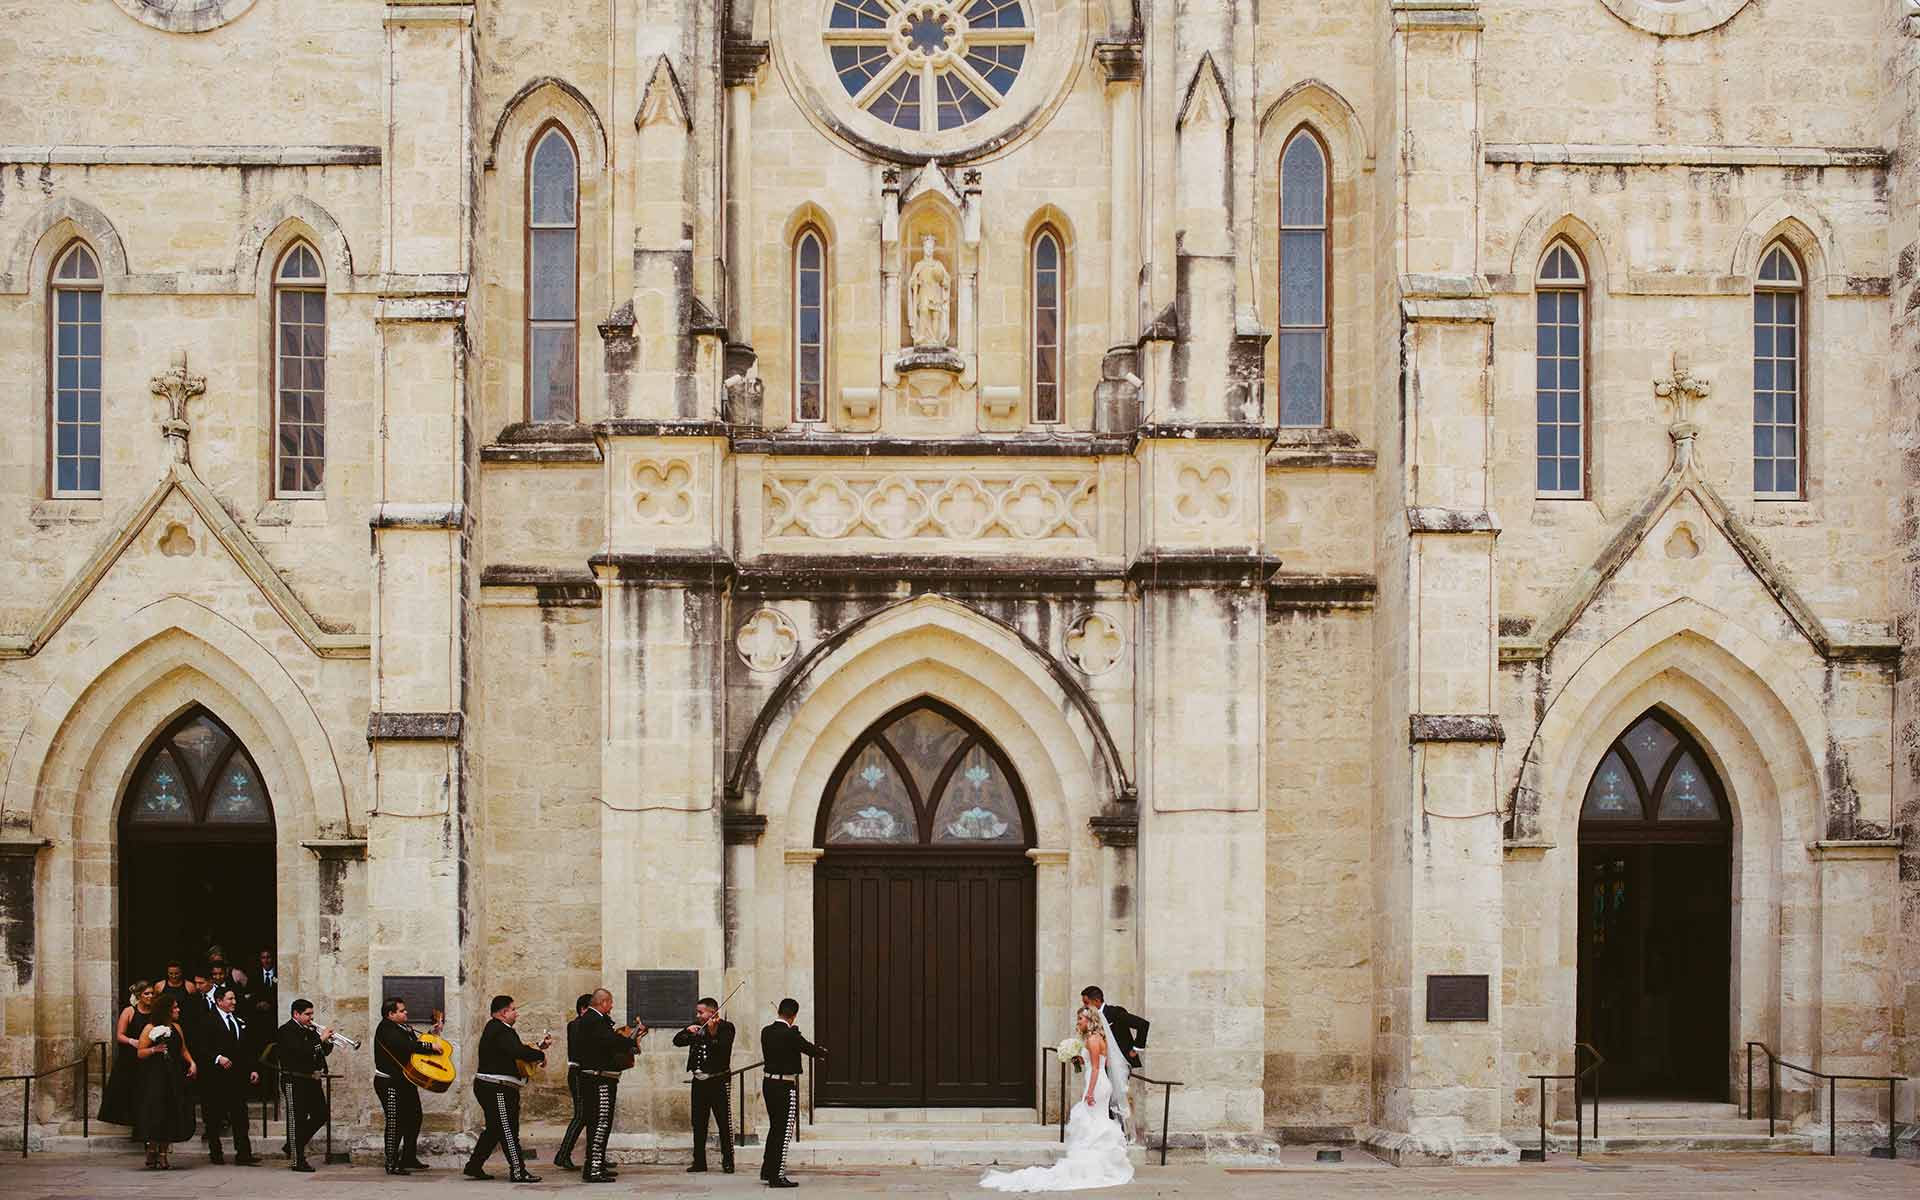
[814,853,1036,1108]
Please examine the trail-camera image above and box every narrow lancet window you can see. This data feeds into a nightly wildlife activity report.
[274,242,327,495]
[1031,229,1063,423]
[1753,243,1804,498]
[1536,241,1587,498]
[1278,129,1330,427]
[527,125,579,422]
[50,242,103,496]
[794,228,827,423]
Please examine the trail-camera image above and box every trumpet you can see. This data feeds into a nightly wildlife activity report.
[324,1028,361,1051]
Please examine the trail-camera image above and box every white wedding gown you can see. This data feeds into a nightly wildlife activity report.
[979,1062,1133,1192]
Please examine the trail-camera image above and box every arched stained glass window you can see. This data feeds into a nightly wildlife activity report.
[794,227,827,423]
[527,124,579,423]
[1030,228,1063,423]
[818,701,1032,848]
[1278,129,1329,427]
[50,241,103,497]
[274,242,326,495]
[1579,710,1729,839]
[123,708,274,836]
[1536,240,1588,498]
[1753,242,1803,498]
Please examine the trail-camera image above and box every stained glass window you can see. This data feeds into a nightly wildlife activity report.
[527,125,579,423]
[1278,130,1329,427]
[274,242,326,495]
[824,1,1031,133]
[794,229,827,423]
[819,702,1031,848]
[1536,241,1587,497]
[1753,243,1803,498]
[1579,711,1728,834]
[50,242,103,497]
[1031,229,1063,423]
[124,708,273,830]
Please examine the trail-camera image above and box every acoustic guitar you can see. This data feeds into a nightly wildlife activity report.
[613,1016,645,1071]
[393,1009,457,1094]
[514,1028,552,1081]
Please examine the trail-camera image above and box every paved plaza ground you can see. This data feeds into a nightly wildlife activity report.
[2,1152,1914,1198]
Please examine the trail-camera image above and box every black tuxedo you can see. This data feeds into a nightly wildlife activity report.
[674,1020,736,1170]
[1096,1003,1149,1068]
[199,1007,254,1160]
[759,1020,822,1183]
[274,1019,334,1167]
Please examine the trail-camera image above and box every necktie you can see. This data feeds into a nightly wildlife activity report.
[225,1014,238,1038]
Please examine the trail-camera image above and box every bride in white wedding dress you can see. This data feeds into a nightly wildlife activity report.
[979,1008,1134,1192]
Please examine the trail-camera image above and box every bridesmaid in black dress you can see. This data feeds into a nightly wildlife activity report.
[97,980,155,1129]
[134,995,197,1169]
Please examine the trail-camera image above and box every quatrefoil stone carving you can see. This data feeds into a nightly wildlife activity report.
[632,459,695,524]
[736,609,800,673]
[1064,612,1125,677]
[1172,463,1237,526]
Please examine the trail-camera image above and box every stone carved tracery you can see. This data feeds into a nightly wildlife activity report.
[1064,612,1125,676]
[737,608,801,672]
[632,459,696,524]
[764,470,1096,542]
[1171,462,1238,527]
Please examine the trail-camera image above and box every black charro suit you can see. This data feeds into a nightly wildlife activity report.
[759,1020,822,1185]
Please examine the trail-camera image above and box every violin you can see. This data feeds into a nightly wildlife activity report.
[395,1008,457,1094]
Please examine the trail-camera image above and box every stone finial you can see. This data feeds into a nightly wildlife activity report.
[1654,350,1711,437]
[150,349,206,465]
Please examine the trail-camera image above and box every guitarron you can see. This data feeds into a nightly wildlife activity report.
[394,1009,457,1094]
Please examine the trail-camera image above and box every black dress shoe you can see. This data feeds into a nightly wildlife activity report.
[723,1165,736,1174]
[463,1163,493,1180]
[233,1155,261,1166]
[403,1159,432,1170]
[553,1155,577,1171]
[291,1161,315,1173]
[508,1170,542,1183]
[385,1166,412,1176]
[769,1180,800,1189]
[581,1174,618,1185]
[208,1151,226,1165]
[688,1162,708,1172]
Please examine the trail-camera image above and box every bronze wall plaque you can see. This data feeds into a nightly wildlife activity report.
[1425,974,1490,1022]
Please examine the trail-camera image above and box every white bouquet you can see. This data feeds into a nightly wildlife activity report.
[150,1024,172,1041]
[1055,1036,1084,1070]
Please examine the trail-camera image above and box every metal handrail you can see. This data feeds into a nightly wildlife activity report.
[1129,1072,1183,1167]
[1040,1044,1180,1166]
[1745,1041,1907,1159]
[1,1040,108,1159]
[1524,1042,1604,1161]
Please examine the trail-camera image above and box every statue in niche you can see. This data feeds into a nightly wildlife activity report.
[906,234,952,348]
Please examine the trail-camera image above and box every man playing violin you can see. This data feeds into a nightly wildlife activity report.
[373,998,444,1176]
[673,996,736,1174]
[463,995,551,1183]
[573,987,648,1185]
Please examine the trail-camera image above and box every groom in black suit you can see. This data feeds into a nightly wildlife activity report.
[1080,985,1148,1069]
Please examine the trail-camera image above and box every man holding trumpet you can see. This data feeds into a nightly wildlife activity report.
[273,998,337,1173]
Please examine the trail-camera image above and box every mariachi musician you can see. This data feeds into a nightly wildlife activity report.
[462,995,550,1183]
[273,999,336,1173]
[552,993,595,1172]
[372,998,444,1176]
[673,995,736,1174]
[573,987,648,1185]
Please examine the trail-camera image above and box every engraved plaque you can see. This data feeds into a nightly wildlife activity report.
[1425,974,1490,1022]
[380,975,447,1026]
[626,969,701,1028]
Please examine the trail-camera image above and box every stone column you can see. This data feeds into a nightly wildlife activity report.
[366,0,480,1124]
[1366,0,1511,1165]
[722,38,767,339]
[1095,40,1143,351]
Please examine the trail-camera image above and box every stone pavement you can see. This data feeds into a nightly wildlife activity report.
[0,1151,1913,1197]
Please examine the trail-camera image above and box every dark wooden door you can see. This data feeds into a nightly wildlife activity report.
[816,854,1035,1107]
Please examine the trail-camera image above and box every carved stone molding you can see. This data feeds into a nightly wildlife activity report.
[633,459,696,524]
[1088,813,1138,848]
[764,469,1097,545]
[1169,462,1239,528]
[736,608,800,672]
[1654,350,1712,431]
[149,350,205,465]
[1409,714,1504,744]
[367,712,464,742]
[723,813,769,845]
[1064,612,1125,676]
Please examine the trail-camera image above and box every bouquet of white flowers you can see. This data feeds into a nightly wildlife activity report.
[150,1024,172,1041]
[1055,1036,1084,1070]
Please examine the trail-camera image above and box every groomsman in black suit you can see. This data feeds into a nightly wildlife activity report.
[1079,985,1149,1068]
[759,999,824,1189]
[200,985,260,1165]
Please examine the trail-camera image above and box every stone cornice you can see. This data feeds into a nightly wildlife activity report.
[722,38,770,87]
[1127,552,1280,589]
[1088,814,1138,848]
[1410,714,1505,744]
[590,551,738,587]
[723,813,769,845]
[300,839,370,861]
[0,836,52,858]
[368,503,466,531]
[367,712,464,742]
[1391,0,1485,32]
[1486,143,1890,170]
[1268,573,1377,611]
[0,144,381,167]
[1407,507,1501,534]
[1092,39,1143,84]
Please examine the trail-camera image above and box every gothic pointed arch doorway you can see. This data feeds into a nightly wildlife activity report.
[1577,708,1733,1099]
[118,706,277,993]
[813,699,1036,1107]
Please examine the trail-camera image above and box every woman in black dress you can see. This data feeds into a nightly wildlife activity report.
[97,980,155,1128]
[134,995,197,1169]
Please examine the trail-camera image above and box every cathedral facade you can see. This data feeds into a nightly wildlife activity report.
[0,0,1915,1163]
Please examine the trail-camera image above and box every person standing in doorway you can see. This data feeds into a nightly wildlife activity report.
[759,999,824,1190]
[674,996,736,1174]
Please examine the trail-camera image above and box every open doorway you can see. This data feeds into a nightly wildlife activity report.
[1576,709,1732,1100]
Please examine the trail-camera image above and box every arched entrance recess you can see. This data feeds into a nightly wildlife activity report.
[813,699,1036,1107]
[1577,708,1732,1099]
[118,706,277,990]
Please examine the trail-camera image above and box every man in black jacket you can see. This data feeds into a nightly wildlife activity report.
[1079,985,1149,1069]
[199,985,259,1166]
[463,995,550,1183]
[572,988,646,1184]
[552,993,595,1173]
[673,996,736,1174]
[274,999,337,1172]
[373,998,444,1176]
[759,999,824,1189]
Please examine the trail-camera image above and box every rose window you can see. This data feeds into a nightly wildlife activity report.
[825,0,1032,133]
